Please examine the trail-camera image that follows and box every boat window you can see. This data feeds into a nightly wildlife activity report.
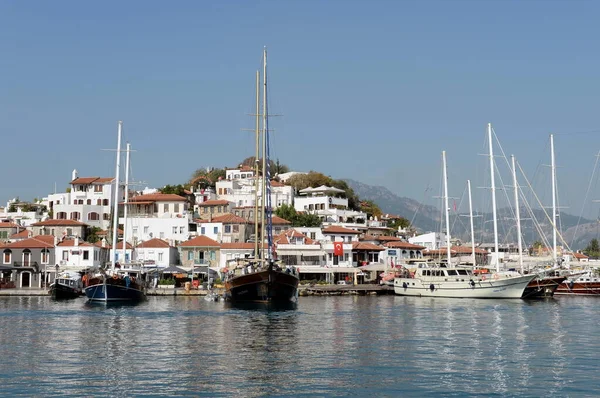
[447,270,458,276]
[457,270,469,276]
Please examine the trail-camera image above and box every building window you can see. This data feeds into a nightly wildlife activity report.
[103,199,109,206]
[163,204,169,212]
[174,203,180,213]
[3,249,11,264]
[201,227,205,235]
[179,226,184,234]
[310,232,316,240]
[224,225,231,233]
[103,213,110,221]
[88,212,100,221]
[132,227,138,236]
[97,199,102,205]
[160,232,165,239]
[213,227,218,234]
[83,251,89,260]
[144,226,149,234]
[86,199,91,205]
[56,212,67,220]
[62,251,69,261]
[158,253,163,262]
[233,225,239,233]
[70,212,80,220]
[94,185,103,192]
[187,251,193,261]
[41,249,49,264]
[172,226,177,234]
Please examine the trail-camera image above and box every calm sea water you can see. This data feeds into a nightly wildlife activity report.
[0,295,598,397]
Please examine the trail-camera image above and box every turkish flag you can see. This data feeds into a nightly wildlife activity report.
[334,242,344,256]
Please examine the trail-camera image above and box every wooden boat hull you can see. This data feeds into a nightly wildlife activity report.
[49,283,81,300]
[394,274,536,299]
[522,276,567,298]
[224,268,298,303]
[555,280,600,296]
[84,278,145,302]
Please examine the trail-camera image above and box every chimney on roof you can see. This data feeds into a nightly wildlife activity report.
[74,237,79,246]
[72,169,78,181]
[101,237,106,248]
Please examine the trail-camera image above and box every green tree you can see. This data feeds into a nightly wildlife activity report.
[584,238,600,258]
[275,204,322,228]
[160,184,187,196]
[359,200,382,219]
[86,227,103,243]
[239,156,289,175]
[189,168,226,188]
[387,217,411,231]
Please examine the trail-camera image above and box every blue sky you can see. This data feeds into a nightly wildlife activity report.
[1,0,600,218]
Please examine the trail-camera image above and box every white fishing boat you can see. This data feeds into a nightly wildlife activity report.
[394,149,536,298]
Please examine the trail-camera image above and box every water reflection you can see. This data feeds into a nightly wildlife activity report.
[0,296,598,396]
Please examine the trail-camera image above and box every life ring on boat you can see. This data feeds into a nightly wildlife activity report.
[493,274,499,280]
[481,276,486,281]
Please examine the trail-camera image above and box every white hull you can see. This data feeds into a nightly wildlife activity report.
[394,274,536,299]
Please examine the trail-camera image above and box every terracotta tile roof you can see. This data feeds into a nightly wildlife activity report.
[220,242,266,250]
[128,193,187,202]
[0,222,21,229]
[322,226,361,234]
[106,241,134,249]
[204,213,249,224]
[71,177,114,185]
[32,219,88,227]
[56,239,95,247]
[376,236,402,241]
[352,242,385,251]
[384,241,426,250]
[361,234,379,241]
[248,215,292,225]
[274,229,318,245]
[10,230,31,239]
[270,180,285,187]
[136,238,172,248]
[179,235,221,247]
[6,235,55,248]
[96,228,123,236]
[573,252,589,259]
[197,200,231,206]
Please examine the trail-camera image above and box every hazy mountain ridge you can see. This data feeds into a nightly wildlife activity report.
[345,178,597,250]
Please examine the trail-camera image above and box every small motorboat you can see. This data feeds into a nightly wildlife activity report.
[49,271,83,300]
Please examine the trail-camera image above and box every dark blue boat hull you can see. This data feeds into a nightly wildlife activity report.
[84,282,145,302]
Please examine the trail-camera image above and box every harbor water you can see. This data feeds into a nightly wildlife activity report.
[0,295,598,397]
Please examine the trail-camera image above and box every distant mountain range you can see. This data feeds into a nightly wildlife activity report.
[344,178,599,250]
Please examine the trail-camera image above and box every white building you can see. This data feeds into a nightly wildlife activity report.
[277,171,307,183]
[122,193,191,245]
[0,198,48,227]
[56,238,108,271]
[47,170,121,230]
[134,238,178,268]
[215,178,294,209]
[321,225,361,267]
[225,166,255,180]
[408,232,446,250]
[294,185,367,230]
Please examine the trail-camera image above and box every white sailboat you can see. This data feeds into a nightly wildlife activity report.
[394,149,536,298]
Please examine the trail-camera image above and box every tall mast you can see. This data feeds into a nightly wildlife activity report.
[442,151,452,265]
[111,121,123,270]
[467,180,476,267]
[122,142,131,264]
[550,133,557,265]
[512,155,523,273]
[254,70,261,260]
[260,48,268,262]
[488,123,500,273]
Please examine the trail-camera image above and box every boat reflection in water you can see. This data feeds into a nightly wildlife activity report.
[225,299,298,312]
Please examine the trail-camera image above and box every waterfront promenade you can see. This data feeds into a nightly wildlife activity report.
[0,284,393,297]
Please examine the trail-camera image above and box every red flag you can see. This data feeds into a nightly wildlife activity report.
[334,242,344,256]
